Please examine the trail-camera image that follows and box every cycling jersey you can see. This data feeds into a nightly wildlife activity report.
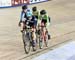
[39,14,50,26]
[40,14,48,21]
[32,11,39,19]
[26,15,37,28]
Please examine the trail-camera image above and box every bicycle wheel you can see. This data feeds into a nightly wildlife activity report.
[22,31,31,54]
[39,34,43,49]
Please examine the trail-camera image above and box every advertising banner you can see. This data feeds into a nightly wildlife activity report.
[11,0,29,6]
[0,0,11,7]
[0,0,47,8]
[29,0,47,4]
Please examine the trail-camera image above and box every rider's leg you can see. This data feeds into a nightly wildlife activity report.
[44,34,48,47]
[46,24,51,40]
[42,19,50,40]
[32,40,36,51]
[31,28,37,51]
[32,40,36,47]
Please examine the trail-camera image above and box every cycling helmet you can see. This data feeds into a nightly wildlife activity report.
[26,9,32,17]
[32,6,37,12]
[40,10,46,15]
[22,5,27,10]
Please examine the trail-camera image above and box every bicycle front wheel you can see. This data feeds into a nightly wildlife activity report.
[22,31,31,54]
[24,40,31,54]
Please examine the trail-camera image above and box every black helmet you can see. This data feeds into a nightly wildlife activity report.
[22,5,27,10]
[40,10,46,15]
[32,6,37,11]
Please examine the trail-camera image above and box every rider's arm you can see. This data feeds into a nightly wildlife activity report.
[45,14,51,26]
[20,11,23,22]
[30,16,37,25]
[44,14,50,23]
[34,16,37,26]
[46,14,51,23]
[20,11,26,22]
[19,12,23,26]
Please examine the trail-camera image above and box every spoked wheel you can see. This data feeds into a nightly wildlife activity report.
[24,40,31,54]
[39,36,43,49]
[22,31,31,54]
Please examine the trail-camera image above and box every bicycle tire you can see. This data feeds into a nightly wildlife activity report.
[22,31,31,54]
[39,35,43,49]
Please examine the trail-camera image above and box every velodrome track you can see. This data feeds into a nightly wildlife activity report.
[0,0,75,60]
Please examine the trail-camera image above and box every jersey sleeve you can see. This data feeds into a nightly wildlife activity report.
[44,14,49,22]
[20,11,25,22]
[20,12,23,22]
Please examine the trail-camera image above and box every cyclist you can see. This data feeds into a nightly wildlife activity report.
[40,10,50,26]
[32,6,39,23]
[18,5,28,32]
[39,10,51,40]
[32,6,40,42]
[18,5,32,32]
[26,10,37,51]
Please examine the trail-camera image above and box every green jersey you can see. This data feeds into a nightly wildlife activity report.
[39,14,49,22]
[32,11,39,19]
[33,11,39,16]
